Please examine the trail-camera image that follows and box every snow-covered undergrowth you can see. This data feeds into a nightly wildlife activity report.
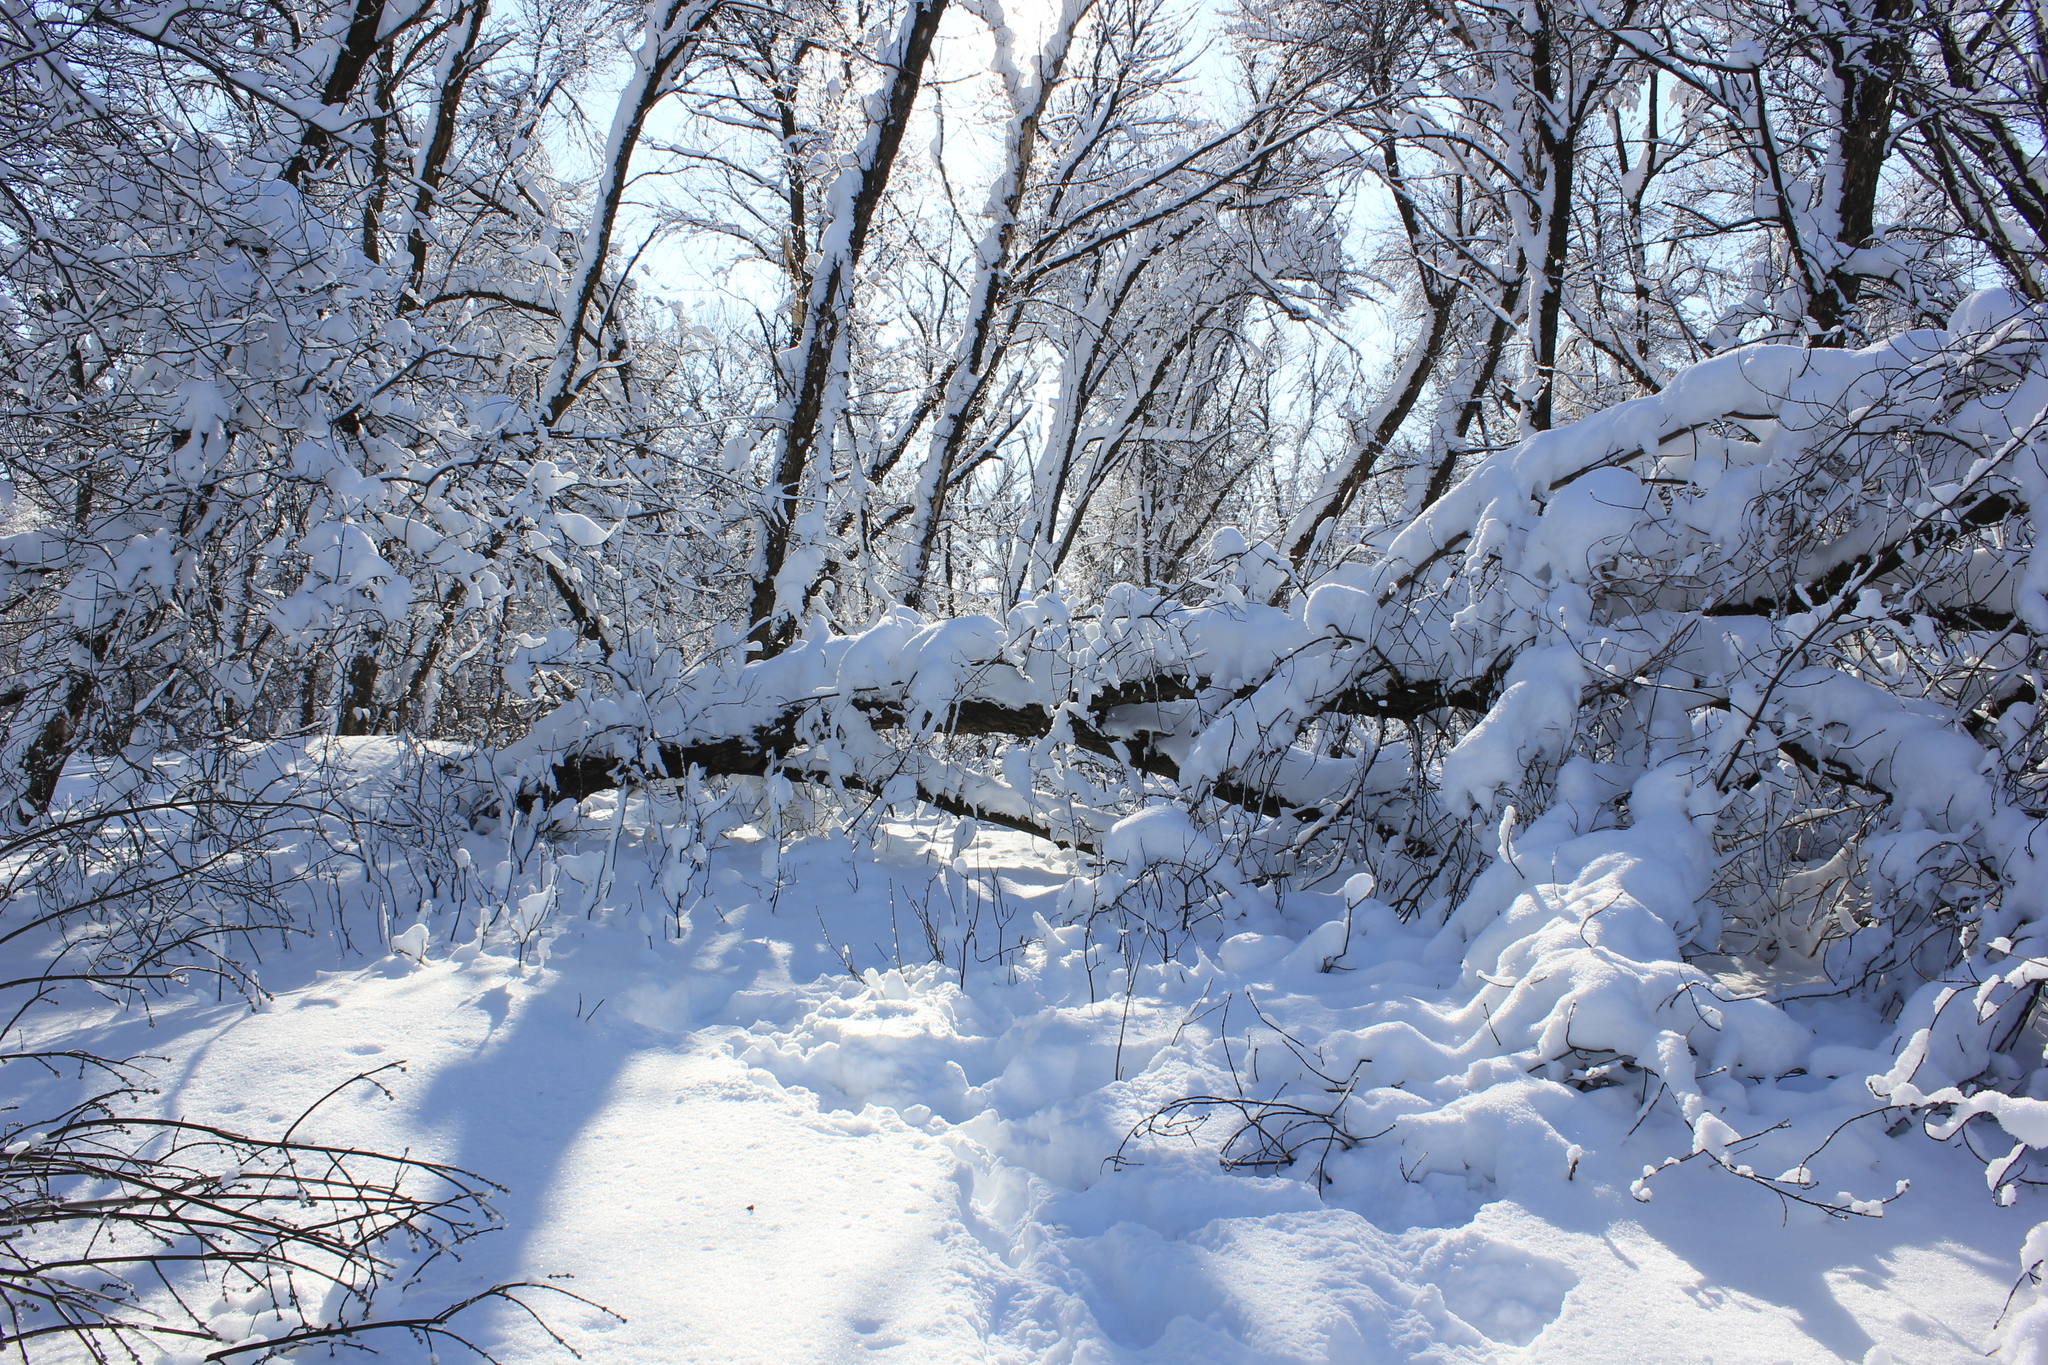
[0,738,2023,1362]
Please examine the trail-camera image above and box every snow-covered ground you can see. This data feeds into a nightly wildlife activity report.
[12,764,2023,1365]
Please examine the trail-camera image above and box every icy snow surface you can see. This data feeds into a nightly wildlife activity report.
[18,795,2019,1363]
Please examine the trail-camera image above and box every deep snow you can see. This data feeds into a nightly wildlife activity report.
[9,770,2022,1365]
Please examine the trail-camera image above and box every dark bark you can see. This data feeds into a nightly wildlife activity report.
[402,0,494,303]
[1806,0,1909,343]
[541,0,722,424]
[1704,491,2019,627]
[748,0,950,653]
[1421,277,1522,509]
[1526,5,1573,432]
[1286,139,1456,568]
[334,638,383,736]
[526,666,1495,824]
[17,673,98,824]
[281,0,389,187]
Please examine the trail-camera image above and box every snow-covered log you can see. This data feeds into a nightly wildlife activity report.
[509,597,1493,840]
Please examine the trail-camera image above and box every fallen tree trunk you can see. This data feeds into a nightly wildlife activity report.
[525,664,1497,840]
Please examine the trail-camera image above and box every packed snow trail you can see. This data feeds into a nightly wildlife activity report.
[16,805,2015,1364]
